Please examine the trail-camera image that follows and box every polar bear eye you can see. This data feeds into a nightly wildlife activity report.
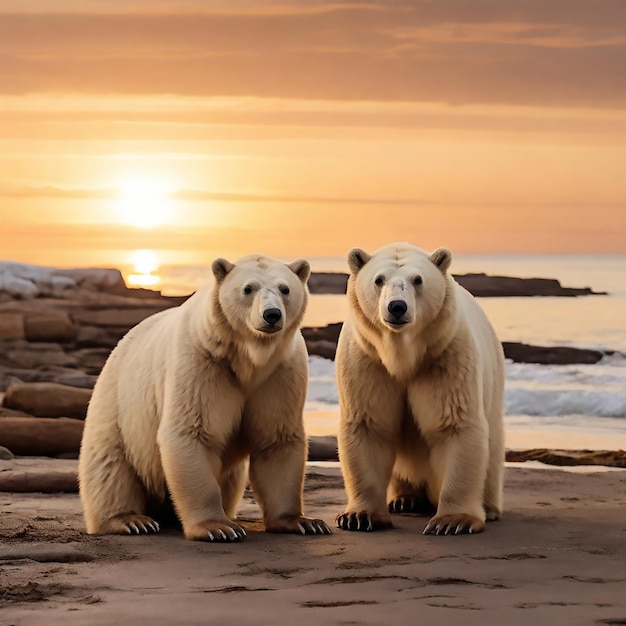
[413,276,423,286]
[243,285,253,295]
[279,285,290,295]
[374,276,385,287]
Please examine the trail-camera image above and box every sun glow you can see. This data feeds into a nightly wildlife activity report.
[117,178,173,229]
[127,249,161,288]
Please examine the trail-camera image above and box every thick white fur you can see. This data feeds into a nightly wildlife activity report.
[79,254,331,541]
[336,242,505,535]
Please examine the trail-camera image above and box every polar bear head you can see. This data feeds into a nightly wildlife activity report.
[211,254,311,339]
[347,242,452,334]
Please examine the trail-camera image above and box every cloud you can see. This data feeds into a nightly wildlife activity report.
[0,1,624,107]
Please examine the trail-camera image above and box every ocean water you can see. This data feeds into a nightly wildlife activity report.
[132,255,626,448]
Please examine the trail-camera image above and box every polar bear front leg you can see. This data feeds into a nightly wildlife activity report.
[158,431,247,542]
[336,421,396,531]
[245,366,332,536]
[421,422,489,536]
[248,439,331,535]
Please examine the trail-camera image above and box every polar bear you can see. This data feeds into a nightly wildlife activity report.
[79,254,331,541]
[335,242,504,535]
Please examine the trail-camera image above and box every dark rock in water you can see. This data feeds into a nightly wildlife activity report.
[302,322,343,345]
[454,273,604,297]
[506,449,626,468]
[306,340,338,360]
[3,382,92,419]
[302,325,614,365]
[308,273,349,295]
[502,342,606,365]
[306,271,606,297]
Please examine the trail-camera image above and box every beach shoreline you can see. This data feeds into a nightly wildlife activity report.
[1,463,625,624]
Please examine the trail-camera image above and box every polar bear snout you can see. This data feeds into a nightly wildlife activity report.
[388,300,408,320]
[382,295,411,329]
[262,307,283,328]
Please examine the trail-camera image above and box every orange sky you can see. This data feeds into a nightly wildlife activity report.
[1,0,625,269]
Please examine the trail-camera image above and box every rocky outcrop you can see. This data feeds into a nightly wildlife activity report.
[3,382,92,419]
[502,342,607,365]
[454,274,604,297]
[307,272,605,297]
[506,448,626,468]
[302,324,616,364]
[0,417,84,457]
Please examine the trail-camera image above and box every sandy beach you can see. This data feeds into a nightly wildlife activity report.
[1,460,625,625]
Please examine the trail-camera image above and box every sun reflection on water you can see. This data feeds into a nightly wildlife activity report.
[127,249,161,288]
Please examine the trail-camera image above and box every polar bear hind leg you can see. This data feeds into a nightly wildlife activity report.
[79,408,159,536]
[220,460,249,520]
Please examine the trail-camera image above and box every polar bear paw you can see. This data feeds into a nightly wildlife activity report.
[484,504,501,521]
[266,515,332,535]
[423,513,485,536]
[184,520,247,542]
[336,511,392,532]
[108,514,160,535]
[388,494,435,514]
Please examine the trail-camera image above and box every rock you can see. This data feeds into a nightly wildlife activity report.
[308,436,339,461]
[502,342,605,365]
[299,327,614,366]
[3,382,92,419]
[76,325,125,349]
[69,348,112,374]
[506,449,626,468]
[301,322,343,344]
[23,312,79,342]
[0,367,96,392]
[306,271,606,297]
[4,340,78,369]
[306,340,337,360]
[0,417,84,456]
[454,274,604,297]
[0,312,25,340]
[72,307,167,329]
[0,445,15,459]
[308,273,349,295]
[0,406,33,418]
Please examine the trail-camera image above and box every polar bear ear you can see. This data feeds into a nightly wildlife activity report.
[288,258,311,283]
[429,247,452,273]
[211,258,235,283]
[347,248,371,275]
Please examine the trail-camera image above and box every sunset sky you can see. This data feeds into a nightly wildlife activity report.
[1,0,625,273]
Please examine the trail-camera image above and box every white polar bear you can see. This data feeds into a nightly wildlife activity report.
[335,242,504,535]
[79,254,332,541]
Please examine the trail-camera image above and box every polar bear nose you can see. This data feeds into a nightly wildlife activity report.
[388,300,408,319]
[263,307,283,326]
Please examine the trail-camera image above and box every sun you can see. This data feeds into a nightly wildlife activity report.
[117,178,173,229]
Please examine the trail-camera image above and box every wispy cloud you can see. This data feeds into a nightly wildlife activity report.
[0,1,624,107]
